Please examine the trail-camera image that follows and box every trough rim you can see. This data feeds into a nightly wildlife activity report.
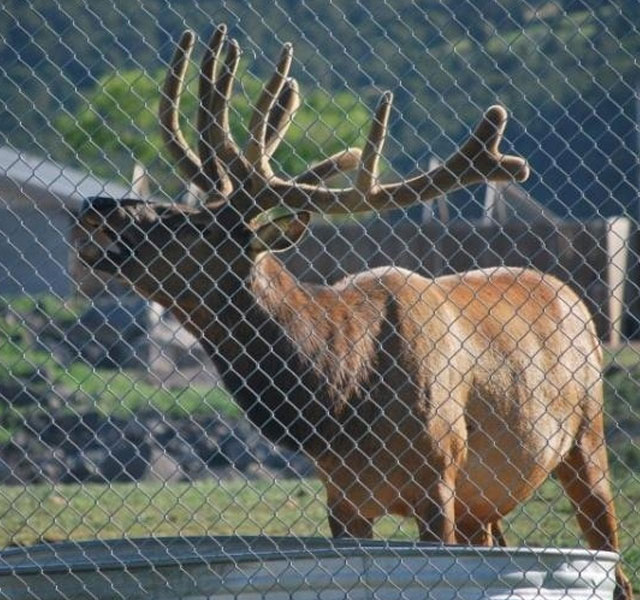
[0,535,620,576]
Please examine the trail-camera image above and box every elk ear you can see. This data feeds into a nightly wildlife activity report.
[249,208,311,253]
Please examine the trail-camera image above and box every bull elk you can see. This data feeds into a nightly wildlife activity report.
[77,26,631,599]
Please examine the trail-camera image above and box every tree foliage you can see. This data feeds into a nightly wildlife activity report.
[3,0,640,214]
[54,62,370,195]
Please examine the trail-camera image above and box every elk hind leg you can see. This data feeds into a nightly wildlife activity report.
[327,509,374,538]
[456,514,491,545]
[554,435,632,600]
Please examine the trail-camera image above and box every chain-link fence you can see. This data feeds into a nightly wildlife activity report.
[0,1,639,598]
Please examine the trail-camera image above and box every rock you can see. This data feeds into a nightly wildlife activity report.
[165,436,208,479]
[96,419,151,482]
[1,405,313,485]
[68,298,150,369]
[147,448,184,483]
[141,414,174,444]
[33,412,102,451]
[0,383,38,407]
[220,433,254,471]
[141,309,210,372]
[99,435,150,482]
[0,455,15,485]
[41,451,68,484]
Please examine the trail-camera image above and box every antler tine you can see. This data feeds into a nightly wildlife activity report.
[160,30,211,192]
[246,43,294,184]
[198,25,233,196]
[294,148,362,185]
[356,91,393,195]
[263,79,364,185]
[264,77,300,161]
[267,105,529,213]
[207,35,250,184]
[454,105,528,183]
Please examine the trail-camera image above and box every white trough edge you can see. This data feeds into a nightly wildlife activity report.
[0,536,619,600]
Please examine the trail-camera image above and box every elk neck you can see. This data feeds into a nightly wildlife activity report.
[166,251,352,454]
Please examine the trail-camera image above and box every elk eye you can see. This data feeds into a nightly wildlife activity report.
[228,223,251,245]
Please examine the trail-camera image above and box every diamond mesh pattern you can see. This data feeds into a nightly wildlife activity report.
[0,1,638,598]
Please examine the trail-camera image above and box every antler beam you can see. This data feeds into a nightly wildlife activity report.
[259,104,529,213]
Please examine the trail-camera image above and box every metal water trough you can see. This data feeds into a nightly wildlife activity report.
[0,536,617,599]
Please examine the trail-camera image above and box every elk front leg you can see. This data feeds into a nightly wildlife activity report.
[414,438,462,544]
[456,517,502,546]
[414,468,458,544]
[326,491,374,538]
[554,428,633,600]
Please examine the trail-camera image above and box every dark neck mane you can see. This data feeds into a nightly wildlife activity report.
[169,253,379,453]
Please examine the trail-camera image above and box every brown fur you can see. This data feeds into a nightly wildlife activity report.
[252,258,606,533]
[75,26,633,599]
[251,257,629,596]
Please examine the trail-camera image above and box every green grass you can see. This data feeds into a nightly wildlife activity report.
[603,346,640,473]
[1,476,639,591]
[604,346,640,372]
[51,363,240,420]
[0,479,329,545]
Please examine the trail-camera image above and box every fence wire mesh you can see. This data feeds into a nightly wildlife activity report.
[0,1,639,598]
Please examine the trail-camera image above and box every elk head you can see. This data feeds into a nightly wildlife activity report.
[78,25,529,308]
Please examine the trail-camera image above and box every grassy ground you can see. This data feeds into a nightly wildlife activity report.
[0,475,638,591]
[0,294,239,444]
[1,295,640,592]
